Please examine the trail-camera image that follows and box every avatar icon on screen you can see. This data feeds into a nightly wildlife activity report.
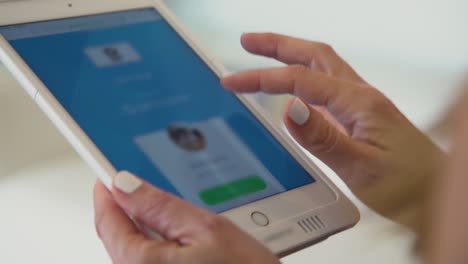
[167,124,206,152]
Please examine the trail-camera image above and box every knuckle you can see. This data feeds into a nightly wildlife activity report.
[139,191,173,220]
[308,122,339,153]
[317,42,335,54]
[260,32,280,49]
[264,32,277,40]
[289,64,310,76]
[358,87,394,112]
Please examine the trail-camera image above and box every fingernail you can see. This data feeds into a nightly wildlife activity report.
[222,71,233,78]
[288,98,310,125]
[114,171,142,194]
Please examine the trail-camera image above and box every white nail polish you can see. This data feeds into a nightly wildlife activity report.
[222,71,233,78]
[288,98,310,125]
[114,171,142,194]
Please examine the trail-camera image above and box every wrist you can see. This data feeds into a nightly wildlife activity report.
[356,137,446,234]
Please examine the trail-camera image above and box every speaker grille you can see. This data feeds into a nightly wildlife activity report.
[297,215,326,233]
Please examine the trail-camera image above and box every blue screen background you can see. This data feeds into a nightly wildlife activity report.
[1,9,314,206]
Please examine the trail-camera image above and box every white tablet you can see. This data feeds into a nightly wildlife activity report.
[0,0,359,256]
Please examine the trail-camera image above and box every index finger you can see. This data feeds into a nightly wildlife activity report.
[222,65,350,108]
[241,33,365,83]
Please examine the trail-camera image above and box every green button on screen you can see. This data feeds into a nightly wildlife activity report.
[199,176,267,206]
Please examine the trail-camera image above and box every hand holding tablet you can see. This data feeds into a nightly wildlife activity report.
[94,173,281,264]
[0,0,445,261]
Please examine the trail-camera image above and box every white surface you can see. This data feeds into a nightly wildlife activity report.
[0,154,109,263]
[169,0,468,130]
[1,0,467,263]
[0,151,419,264]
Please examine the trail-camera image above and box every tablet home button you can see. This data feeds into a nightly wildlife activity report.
[251,211,270,227]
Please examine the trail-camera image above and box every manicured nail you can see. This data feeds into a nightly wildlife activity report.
[114,171,142,194]
[288,98,310,125]
[222,71,233,78]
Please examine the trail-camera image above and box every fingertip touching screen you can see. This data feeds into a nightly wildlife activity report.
[0,8,314,212]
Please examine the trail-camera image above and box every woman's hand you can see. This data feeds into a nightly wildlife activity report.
[222,33,446,230]
[93,171,280,264]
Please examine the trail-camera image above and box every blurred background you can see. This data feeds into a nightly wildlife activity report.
[0,0,467,263]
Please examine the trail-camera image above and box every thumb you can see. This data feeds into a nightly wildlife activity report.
[284,98,368,182]
[111,171,216,245]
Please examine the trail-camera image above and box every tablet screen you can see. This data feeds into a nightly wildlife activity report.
[0,8,315,212]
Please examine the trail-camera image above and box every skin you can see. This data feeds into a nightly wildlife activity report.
[426,88,468,264]
[94,33,453,263]
[221,33,445,231]
[94,181,280,264]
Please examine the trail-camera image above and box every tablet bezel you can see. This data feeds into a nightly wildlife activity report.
[0,0,360,256]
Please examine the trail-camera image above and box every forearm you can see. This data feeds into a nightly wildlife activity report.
[426,88,468,264]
